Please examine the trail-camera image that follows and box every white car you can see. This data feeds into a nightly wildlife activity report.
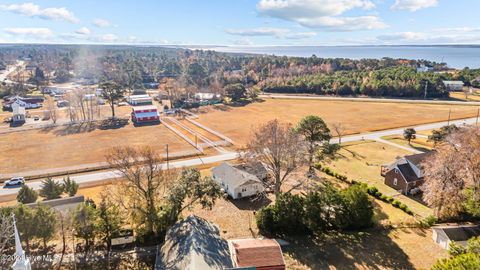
[4,177,25,187]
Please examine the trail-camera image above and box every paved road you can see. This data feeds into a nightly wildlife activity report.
[261,94,480,106]
[1,115,478,198]
[335,116,478,144]
[0,152,239,197]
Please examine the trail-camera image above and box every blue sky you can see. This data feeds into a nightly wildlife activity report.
[0,0,479,45]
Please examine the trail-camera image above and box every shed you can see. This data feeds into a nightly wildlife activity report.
[432,224,480,249]
[443,81,464,91]
[11,103,26,125]
[228,238,286,270]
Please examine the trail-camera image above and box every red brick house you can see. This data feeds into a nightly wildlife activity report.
[228,238,286,270]
[382,152,434,194]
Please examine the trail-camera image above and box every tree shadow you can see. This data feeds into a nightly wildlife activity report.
[98,118,129,130]
[52,122,97,136]
[408,144,431,153]
[230,196,272,211]
[283,229,416,270]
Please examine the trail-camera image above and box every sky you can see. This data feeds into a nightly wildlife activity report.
[0,0,479,46]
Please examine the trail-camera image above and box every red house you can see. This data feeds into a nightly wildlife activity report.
[131,105,160,124]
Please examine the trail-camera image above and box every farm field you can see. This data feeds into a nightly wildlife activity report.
[0,121,196,174]
[195,98,480,145]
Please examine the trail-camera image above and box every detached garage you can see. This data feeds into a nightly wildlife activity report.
[432,224,480,249]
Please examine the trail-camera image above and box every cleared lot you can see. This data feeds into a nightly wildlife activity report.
[195,98,480,145]
[0,121,195,174]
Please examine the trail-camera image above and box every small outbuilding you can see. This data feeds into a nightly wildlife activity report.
[432,224,480,249]
[211,162,265,199]
[11,103,26,125]
[228,238,286,270]
[131,105,159,124]
[127,94,153,105]
[443,80,464,91]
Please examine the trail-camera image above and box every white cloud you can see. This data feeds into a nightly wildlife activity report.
[297,16,387,31]
[93,18,111,28]
[0,2,79,23]
[226,27,317,39]
[225,27,289,37]
[285,32,317,39]
[257,0,375,19]
[392,0,438,12]
[233,38,254,45]
[75,27,90,35]
[257,0,383,31]
[95,34,118,43]
[4,27,53,39]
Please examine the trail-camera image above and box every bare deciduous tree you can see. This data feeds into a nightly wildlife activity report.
[422,127,480,218]
[245,119,306,198]
[0,213,13,254]
[106,146,176,234]
[45,98,57,124]
[332,123,346,145]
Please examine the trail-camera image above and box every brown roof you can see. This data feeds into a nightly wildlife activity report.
[230,239,285,268]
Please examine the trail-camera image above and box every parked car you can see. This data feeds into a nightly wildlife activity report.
[117,102,128,106]
[33,116,39,121]
[4,177,25,187]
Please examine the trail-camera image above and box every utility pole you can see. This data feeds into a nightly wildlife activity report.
[166,144,169,170]
[424,80,428,100]
[476,108,479,126]
[195,134,198,148]
[447,109,451,126]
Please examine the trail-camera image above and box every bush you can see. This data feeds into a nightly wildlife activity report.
[39,178,64,200]
[367,186,378,195]
[374,191,383,198]
[63,176,79,197]
[419,215,437,228]
[17,185,38,204]
[392,200,402,208]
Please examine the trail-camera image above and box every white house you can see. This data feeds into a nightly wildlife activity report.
[432,224,480,249]
[416,65,434,73]
[443,80,464,91]
[211,162,265,199]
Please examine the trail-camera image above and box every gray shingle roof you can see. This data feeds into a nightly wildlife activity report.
[212,162,262,189]
[155,215,233,270]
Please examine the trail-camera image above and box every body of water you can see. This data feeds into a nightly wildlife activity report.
[208,45,480,69]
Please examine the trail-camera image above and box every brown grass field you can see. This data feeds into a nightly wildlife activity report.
[0,122,195,174]
[195,98,480,145]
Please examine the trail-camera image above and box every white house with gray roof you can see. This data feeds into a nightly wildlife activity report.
[211,162,265,199]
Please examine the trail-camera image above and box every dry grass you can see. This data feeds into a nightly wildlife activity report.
[196,98,480,145]
[283,228,447,270]
[382,135,434,151]
[325,140,433,218]
[0,121,195,174]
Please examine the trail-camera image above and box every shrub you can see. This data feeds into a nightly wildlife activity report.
[380,194,389,202]
[374,191,383,198]
[387,197,395,203]
[63,176,79,197]
[17,185,38,204]
[367,186,379,195]
[419,215,437,228]
[392,200,402,208]
[39,178,64,200]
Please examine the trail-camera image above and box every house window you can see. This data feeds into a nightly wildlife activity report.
[393,178,398,186]
[242,188,247,192]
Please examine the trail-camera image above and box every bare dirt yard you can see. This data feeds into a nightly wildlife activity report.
[0,120,196,174]
[195,98,480,145]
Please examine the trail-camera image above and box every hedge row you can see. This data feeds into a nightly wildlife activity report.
[314,164,348,182]
[365,186,414,215]
[315,163,415,216]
